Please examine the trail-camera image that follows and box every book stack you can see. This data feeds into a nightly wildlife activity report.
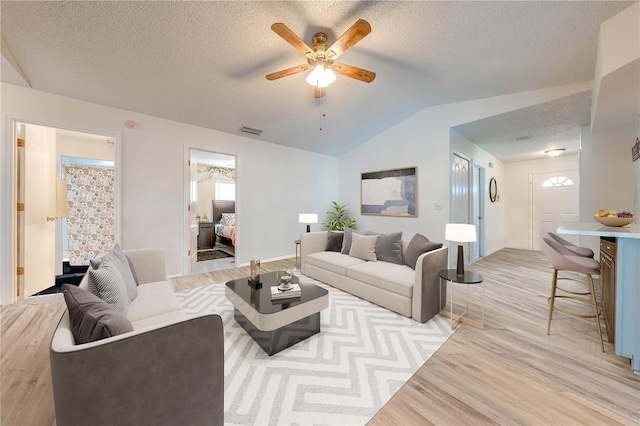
[270,284,301,300]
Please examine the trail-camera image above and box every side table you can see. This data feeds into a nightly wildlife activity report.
[295,239,301,270]
[438,269,485,330]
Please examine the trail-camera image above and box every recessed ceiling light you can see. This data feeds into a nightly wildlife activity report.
[545,148,566,157]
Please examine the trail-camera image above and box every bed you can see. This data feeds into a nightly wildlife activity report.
[212,200,235,247]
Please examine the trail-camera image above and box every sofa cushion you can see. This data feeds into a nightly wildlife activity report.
[88,256,130,315]
[404,233,443,269]
[372,231,403,264]
[349,233,378,261]
[326,231,344,252]
[62,284,133,344]
[126,281,183,323]
[130,310,188,331]
[346,262,415,298]
[306,251,366,276]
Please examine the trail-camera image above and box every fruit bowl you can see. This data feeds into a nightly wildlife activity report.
[594,216,635,227]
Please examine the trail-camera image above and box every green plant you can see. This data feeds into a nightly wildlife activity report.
[323,201,356,231]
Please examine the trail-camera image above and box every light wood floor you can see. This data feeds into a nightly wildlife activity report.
[2,249,638,425]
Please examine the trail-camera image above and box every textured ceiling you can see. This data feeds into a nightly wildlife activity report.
[453,91,592,163]
[1,1,635,159]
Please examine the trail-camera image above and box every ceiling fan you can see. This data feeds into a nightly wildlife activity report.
[266,19,376,98]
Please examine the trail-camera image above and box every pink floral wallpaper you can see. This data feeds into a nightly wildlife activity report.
[64,165,115,265]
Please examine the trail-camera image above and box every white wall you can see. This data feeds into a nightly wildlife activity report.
[579,124,637,255]
[56,134,114,162]
[503,155,579,249]
[338,82,592,251]
[1,83,338,298]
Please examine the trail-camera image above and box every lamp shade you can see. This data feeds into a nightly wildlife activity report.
[55,177,69,218]
[445,223,476,243]
[299,213,318,224]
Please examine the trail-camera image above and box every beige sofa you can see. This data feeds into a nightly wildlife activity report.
[50,248,224,426]
[301,231,448,323]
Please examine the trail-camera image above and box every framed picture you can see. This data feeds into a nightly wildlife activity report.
[361,167,417,217]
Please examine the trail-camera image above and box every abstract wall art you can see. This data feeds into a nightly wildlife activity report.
[361,167,417,217]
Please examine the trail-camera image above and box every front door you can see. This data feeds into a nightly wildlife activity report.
[531,171,580,250]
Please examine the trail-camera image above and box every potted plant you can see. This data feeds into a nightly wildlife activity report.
[323,201,356,231]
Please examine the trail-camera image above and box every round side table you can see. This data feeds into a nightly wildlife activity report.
[438,269,485,330]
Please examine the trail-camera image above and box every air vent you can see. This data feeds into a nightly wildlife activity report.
[514,135,533,141]
[239,125,263,136]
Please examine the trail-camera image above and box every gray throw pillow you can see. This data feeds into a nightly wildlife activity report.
[372,232,403,264]
[62,284,133,344]
[326,231,344,252]
[341,228,354,254]
[349,233,379,261]
[404,233,443,269]
[88,255,130,315]
[91,244,138,302]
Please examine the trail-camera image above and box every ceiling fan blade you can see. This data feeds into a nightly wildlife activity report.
[265,64,310,81]
[271,23,315,59]
[314,87,326,99]
[332,62,376,83]
[326,19,371,60]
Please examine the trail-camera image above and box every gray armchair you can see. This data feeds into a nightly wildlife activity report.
[50,248,224,426]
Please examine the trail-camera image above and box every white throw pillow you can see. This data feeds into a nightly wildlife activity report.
[349,233,379,261]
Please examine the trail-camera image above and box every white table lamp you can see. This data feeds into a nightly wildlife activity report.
[445,223,477,276]
[299,213,318,233]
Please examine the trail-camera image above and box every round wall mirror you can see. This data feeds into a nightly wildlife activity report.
[489,178,498,203]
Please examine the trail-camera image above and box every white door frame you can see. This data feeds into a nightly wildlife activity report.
[183,147,238,275]
[1,115,122,305]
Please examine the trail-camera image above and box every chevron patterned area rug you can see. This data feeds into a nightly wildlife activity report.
[175,275,455,425]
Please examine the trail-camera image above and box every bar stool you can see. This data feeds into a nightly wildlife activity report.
[546,232,595,258]
[541,237,604,352]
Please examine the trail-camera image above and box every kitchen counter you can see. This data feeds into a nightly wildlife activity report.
[557,222,640,239]
[558,222,640,374]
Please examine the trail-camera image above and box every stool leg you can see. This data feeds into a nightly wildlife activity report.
[587,274,605,352]
[547,269,558,335]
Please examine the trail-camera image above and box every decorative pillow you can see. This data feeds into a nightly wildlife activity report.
[326,231,344,252]
[90,244,138,302]
[342,228,366,254]
[349,233,379,261]
[88,255,130,315]
[373,232,404,264]
[62,284,133,344]
[220,213,236,226]
[404,233,443,269]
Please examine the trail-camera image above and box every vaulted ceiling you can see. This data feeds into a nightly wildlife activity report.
[1,1,635,161]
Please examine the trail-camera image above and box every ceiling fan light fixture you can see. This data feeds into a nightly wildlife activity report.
[545,148,566,157]
[306,64,336,88]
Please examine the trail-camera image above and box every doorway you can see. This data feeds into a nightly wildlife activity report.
[8,118,119,302]
[187,149,237,275]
